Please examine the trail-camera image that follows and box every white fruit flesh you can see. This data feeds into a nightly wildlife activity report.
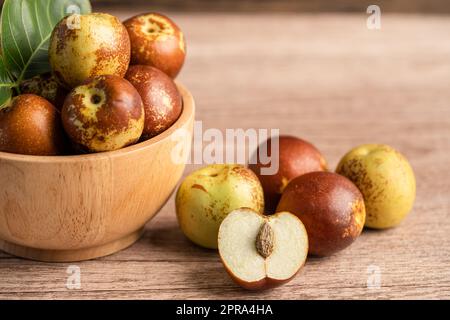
[219,210,266,282]
[218,209,308,284]
[266,213,308,280]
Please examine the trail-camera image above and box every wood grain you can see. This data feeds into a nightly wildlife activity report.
[1,12,449,299]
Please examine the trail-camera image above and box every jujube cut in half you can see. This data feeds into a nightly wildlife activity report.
[277,172,366,256]
[49,13,131,89]
[218,208,308,290]
[62,75,144,153]
[124,13,186,78]
[19,73,68,111]
[336,144,416,229]
[176,164,264,249]
[249,135,327,213]
[0,94,65,156]
[125,65,182,140]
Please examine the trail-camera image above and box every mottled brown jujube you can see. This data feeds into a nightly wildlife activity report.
[0,94,66,156]
[49,13,131,89]
[19,73,68,111]
[62,75,144,153]
[125,65,182,140]
[124,13,186,78]
[249,136,327,213]
[276,171,366,256]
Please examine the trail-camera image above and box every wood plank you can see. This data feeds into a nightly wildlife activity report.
[1,13,449,299]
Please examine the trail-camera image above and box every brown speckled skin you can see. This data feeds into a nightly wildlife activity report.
[249,136,327,214]
[49,13,131,89]
[62,75,144,153]
[0,94,65,156]
[19,73,68,111]
[125,65,182,140]
[277,172,366,256]
[124,13,186,78]
[222,244,308,291]
[223,263,303,291]
[336,144,416,229]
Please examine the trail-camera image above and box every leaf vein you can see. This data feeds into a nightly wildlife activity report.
[3,46,22,72]
[7,5,26,67]
[21,0,34,53]
[34,0,44,40]
[46,0,52,29]
[16,31,51,83]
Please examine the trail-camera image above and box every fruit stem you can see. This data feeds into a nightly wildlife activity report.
[13,82,20,95]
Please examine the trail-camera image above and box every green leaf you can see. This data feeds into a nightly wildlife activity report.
[0,0,92,83]
[0,55,14,108]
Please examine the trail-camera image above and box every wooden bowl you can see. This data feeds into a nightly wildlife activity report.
[0,84,195,262]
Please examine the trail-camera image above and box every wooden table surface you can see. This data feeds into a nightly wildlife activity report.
[1,11,449,300]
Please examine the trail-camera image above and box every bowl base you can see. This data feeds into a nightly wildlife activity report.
[0,228,144,262]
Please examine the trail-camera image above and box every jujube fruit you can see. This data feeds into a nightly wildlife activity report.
[249,135,327,213]
[0,94,66,156]
[336,144,416,229]
[61,75,144,153]
[277,171,366,256]
[49,13,131,89]
[124,13,186,78]
[125,65,182,140]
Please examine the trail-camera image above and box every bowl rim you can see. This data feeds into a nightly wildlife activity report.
[0,82,195,163]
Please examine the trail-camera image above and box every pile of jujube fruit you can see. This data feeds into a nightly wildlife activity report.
[0,12,186,155]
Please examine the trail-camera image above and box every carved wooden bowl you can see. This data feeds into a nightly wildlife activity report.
[0,84,194,262]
